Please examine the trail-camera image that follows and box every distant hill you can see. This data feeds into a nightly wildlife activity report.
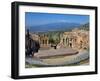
[26,22,81,32]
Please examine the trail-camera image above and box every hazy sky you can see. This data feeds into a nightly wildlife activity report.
[25,12,89,27]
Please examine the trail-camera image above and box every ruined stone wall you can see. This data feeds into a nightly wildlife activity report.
[58,29,89,50]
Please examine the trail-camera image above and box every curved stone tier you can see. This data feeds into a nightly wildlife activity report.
[34,48,78,58]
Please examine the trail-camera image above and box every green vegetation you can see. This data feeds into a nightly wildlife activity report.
[48,32,61,45]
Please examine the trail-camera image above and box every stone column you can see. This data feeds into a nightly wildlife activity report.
[47,39,48,45]
[66,38,68,46]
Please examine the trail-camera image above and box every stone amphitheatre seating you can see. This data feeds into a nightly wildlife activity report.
[26,50,89,66]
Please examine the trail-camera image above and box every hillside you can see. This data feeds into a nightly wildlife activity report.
[26,22,81,33]
[79,23,89,31]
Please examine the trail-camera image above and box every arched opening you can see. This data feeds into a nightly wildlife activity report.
[63,38,65,44]
[69,43,72,48]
